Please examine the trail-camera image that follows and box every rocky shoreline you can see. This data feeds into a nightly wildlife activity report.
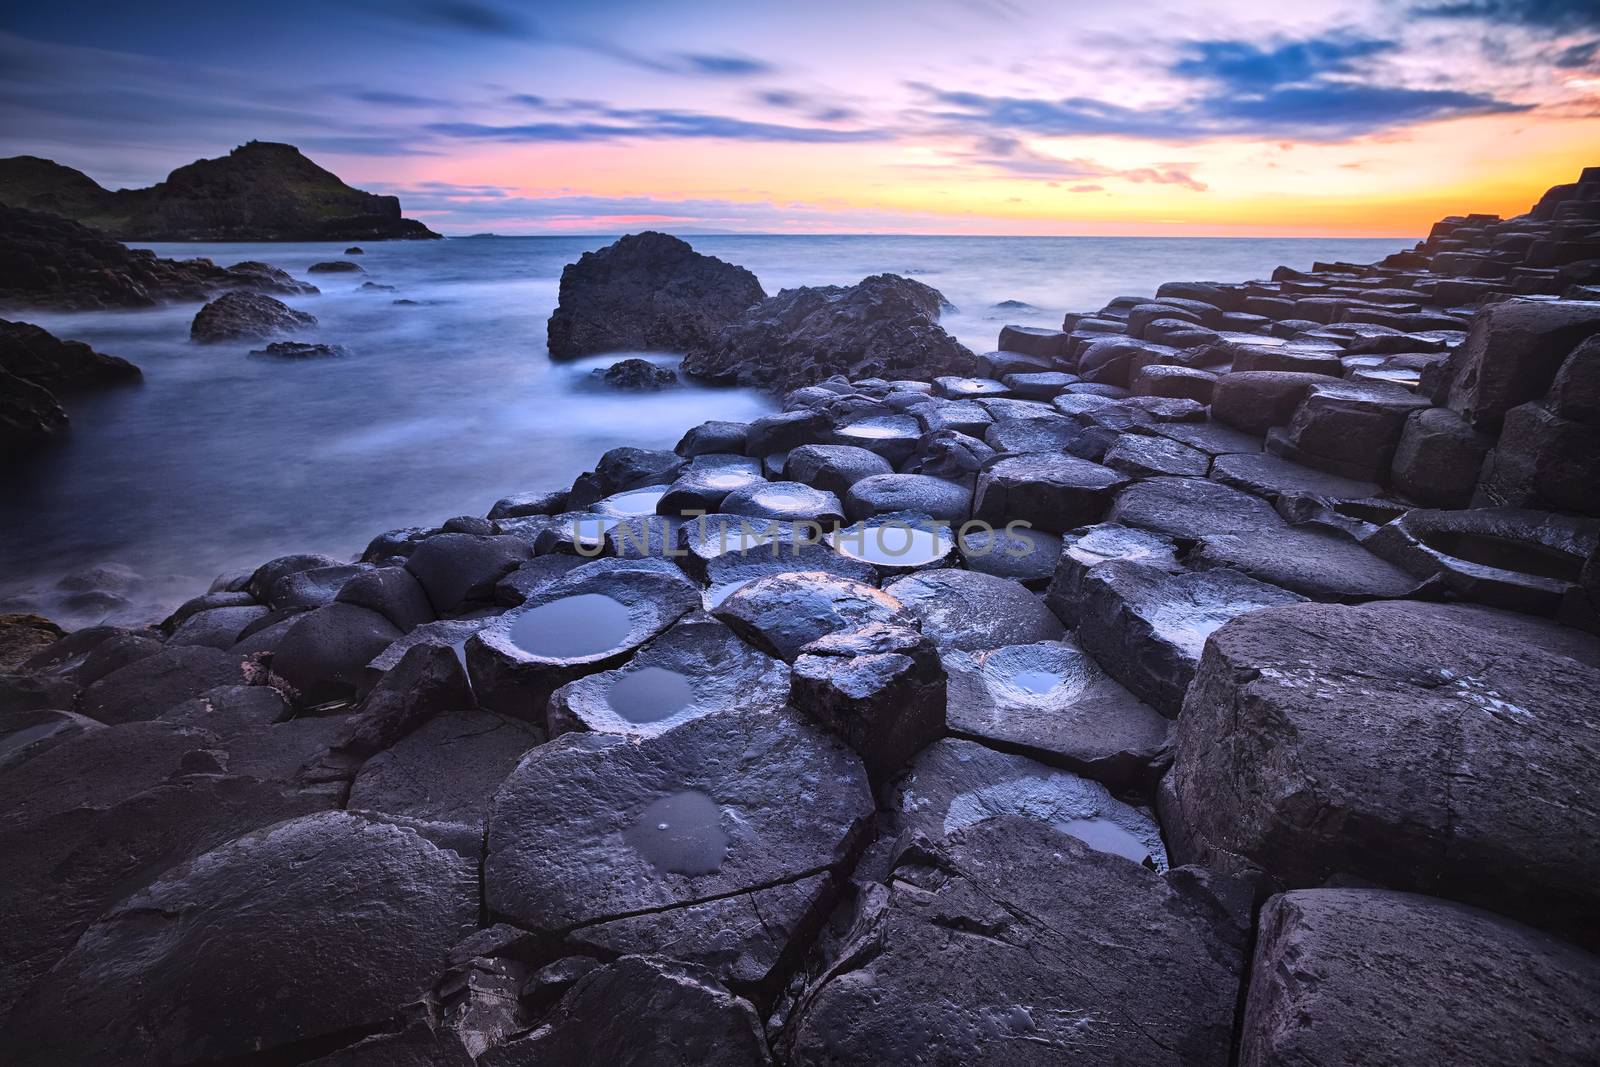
[2,170,1600,1064]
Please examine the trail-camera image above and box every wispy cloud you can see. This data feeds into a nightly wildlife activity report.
[429,105,891,144]
[1416,0,1600,31]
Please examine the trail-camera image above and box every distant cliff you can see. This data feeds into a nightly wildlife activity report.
[0,142,440,241]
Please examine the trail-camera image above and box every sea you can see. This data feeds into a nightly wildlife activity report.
[0,233,1405,626]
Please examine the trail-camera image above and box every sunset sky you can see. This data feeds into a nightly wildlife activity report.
[2,0,1597,236]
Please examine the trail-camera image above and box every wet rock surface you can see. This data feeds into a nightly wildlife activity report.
[1172,599,1600,945]
[189,289,317,343]
[944,639,1170,787]
[13,171,1600,1065]
[683,273,979,391]
[1240,888,1600,1067]
[484,706,871,950]
[786,815,1246,1066]
[549,613,789,738]
[548,231,765,359]
[886,568,1064,652]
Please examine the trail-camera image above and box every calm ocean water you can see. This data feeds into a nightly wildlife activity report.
[0,233,1404,625]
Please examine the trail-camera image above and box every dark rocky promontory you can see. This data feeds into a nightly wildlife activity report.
[547,231,766,359]
[0,142,439,242]
[0,318,140,453]
[5,169,1600,1064]
[0,204,317,311]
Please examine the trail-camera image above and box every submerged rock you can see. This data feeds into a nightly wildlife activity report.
[683,274,979,392]
[592,357,679,391]
[548,232,765,359]
[248,340,348,359]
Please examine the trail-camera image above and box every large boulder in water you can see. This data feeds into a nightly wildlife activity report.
[0,319,139,390]
[190,290,316,343]
[683,273,980,392]
[547,232,765,359]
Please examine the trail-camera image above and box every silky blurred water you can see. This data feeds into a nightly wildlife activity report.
[0,233,1403,626]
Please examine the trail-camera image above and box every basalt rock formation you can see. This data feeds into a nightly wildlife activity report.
[683,272,980,391]
[0,141,439,242]
[547,231,766,360]
[5,169,1600,1065]
[0,204,318,311]
[0,318,140,453]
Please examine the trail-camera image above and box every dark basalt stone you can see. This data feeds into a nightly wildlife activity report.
[1043,524,1184,630]
[1171,599,1600,947]
[1273,380,1430,481]
[786,816,1248,1065]
[677,419,750,457]
[548,613,789,738]
[1,811,477,1066]
[1150,419,1263,456]
[900,428,996,478]
[659,465,765,515]
[79,644,243,724]
[973,453,1129,533]
[189,290,317,343]
[713,572,913,662]
[701,538,874,608]
[467,559,700,720]
[166,603,270,649]
[886,740,1168,867]
[483,706,871,939]
[944,639,1170,788]
[792,622,946,783]
[1103,432,1210,477]
[264,562,368,612]
[720,480,844,526]
[481,956,773,1067]
[885,568,1064,652]
[0,719,335,1024]
[335,566,436,632]
[830,414,921,464]
[348,708,541,832]
[1074,561,1306,716]
[684,274,976,391]
[1211,370,1340,434]
[0,368,69,451]
[1364,506,1599,615]
[0,318,140,390]
[1390,406,1494,508]
[910,398,992,435]
[1191,525,1427,602]
[1106,475,1285,542]
[1240,888,1600,1067]
[1474,400,1600,516]
[844,473,971,523]
[1437,298,1600,430]
[404,533,533,615]
[568,447,687,509]
[744,410,832,456]
[248,340,348,359]
[1210,450,1382,502]
[339,642,476,757]
[956,522,1060,588]
[268,602,403,708]
[549,232,765,360]
[933,374,1009,399]
[782,443,893,498]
